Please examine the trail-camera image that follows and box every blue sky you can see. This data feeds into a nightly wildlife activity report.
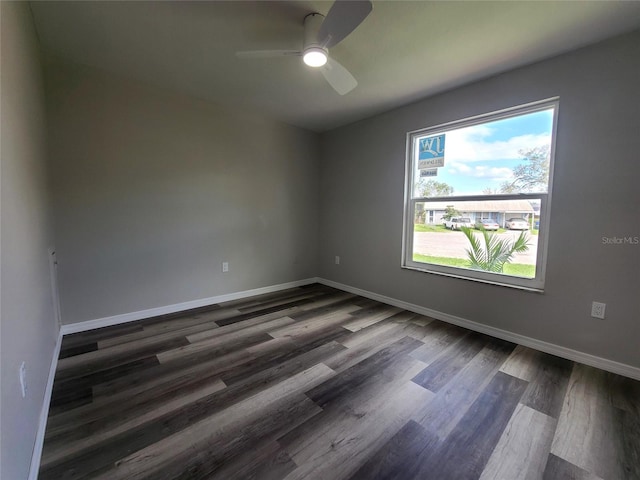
[415,108,554,195]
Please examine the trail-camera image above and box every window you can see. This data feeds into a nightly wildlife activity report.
[402,99,558,291]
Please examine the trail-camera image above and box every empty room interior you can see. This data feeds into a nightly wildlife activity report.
[2,1,640,479]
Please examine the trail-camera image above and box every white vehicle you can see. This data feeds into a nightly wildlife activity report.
[444,217,473,230]
[506,217,529,230]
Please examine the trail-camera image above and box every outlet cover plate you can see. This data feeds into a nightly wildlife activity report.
[591,301,606,319]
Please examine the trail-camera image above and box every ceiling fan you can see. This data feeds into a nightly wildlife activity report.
[236,1,373,95]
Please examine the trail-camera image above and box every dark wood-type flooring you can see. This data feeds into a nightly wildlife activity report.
[39,284,640,480]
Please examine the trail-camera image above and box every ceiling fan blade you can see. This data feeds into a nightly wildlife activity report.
[236,50,301,59]
[318,0,372,49]
[321,57,357,95]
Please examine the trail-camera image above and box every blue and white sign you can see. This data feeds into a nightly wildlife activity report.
[418,134,445,169]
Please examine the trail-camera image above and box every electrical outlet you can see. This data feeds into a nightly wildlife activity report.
[335,256,340,265]
[222,262,229,273]
[591,301,606,319]
[19,362,27,398]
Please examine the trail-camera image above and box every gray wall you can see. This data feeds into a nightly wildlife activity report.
[1,2,58,479]
[45,62,320,324]
[319,31,640,369]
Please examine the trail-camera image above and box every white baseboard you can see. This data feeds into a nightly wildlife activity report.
[60,278,319,335]
[318,278,640,381]
[29,329,63,480]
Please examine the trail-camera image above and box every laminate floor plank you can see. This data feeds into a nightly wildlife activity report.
[40,343,330,479]
[411,331,487,393]
[160,331,274,366]
[90,343,256,399]
[618,407,640,479]
[411,371,528,479]
[333,316,399,349]
[216,286,315,308]
[286,295,361,322]
[215,295,335,327]
[407,320,470,364]
[341,305,403,332]
[97,309,234,348]
[325,320,427,373]
[280,381,433,480]
[132,303,228,328]
[350,297,382,308]
[40,283,640,480]
[41,378,226,469]
[97,365,334,480]
[186,306,303,343]
[87,350,238,402]
[543,454,604,480]
[59,342,98,359]
[219,326,349,387]
[550,363,638,479]
[50,356,160,414]
[110,393,321,480]
[295,291,357,312]
[305,336,425,408]
[268,306,361,340]
[45,372,226,442]
[237,291,329,313]
[55,336,190,381]
[48,386,93,416]
[520,352,574,418]
[479,403,557,480]
[157,316,296,363]
[347,420,440,480]
[279,342,432,463]
[412,339,516,440]
[606,371,640,417]
[406,314,435,327]
[330,311,427,352]
[61,323,145,350]
[207,440,298,480]
[345,301,390,318]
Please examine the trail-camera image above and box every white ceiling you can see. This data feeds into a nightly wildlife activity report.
[30,1,640,132]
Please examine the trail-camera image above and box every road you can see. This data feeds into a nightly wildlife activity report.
[413,230,539,264]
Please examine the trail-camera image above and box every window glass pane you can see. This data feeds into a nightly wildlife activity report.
[412,198,542,279]
[412,108,554,198]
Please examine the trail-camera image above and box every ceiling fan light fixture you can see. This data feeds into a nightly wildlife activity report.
[303,47,328,67]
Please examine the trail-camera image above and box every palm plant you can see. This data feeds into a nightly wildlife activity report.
[460,227,530,273]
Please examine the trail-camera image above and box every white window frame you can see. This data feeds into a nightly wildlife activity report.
[402,98,559,291]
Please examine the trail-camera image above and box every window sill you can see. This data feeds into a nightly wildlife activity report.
[401,264,545,293]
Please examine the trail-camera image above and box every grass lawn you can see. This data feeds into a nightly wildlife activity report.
[412,253,535,278]
[503,263,536,277]
[414,224,450,233]
[414,224,515,234]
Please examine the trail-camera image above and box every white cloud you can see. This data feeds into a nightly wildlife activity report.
[448,162,472,174]
[448,162,513,182]
[443,125,551,164]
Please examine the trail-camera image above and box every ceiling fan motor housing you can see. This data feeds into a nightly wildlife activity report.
[303,13,328,66]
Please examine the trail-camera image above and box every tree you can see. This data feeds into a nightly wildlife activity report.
[442,205,461,221]
[416,179,454,198]
[500,145,550,194]
[461,227,530,273]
